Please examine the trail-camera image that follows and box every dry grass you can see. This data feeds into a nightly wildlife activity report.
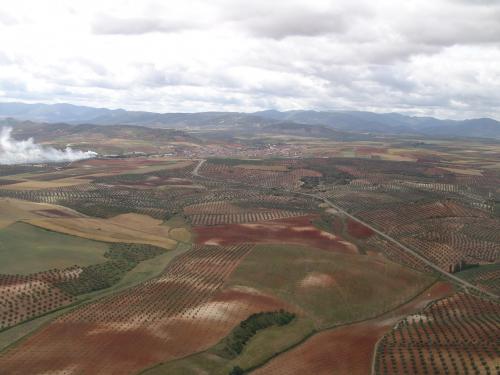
[440,167,483,176]
[0,177,91,190]
[25,213,177,249]
[169,227,191,243]
[0,198,82,229]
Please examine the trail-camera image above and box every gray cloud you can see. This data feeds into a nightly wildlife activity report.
[401,8,500,46]
[92,15,197,35]
[234,9,350,39]
[0,0,499,119]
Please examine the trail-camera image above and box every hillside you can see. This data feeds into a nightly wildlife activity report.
[1,102,500,139]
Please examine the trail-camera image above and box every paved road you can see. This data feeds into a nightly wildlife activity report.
[298,192,498,300]
[192,158,498,300]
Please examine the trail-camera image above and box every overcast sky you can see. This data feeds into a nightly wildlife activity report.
[0,0,499,119]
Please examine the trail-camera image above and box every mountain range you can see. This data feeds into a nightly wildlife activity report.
[1,102,499,139]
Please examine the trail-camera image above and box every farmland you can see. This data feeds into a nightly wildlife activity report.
[374,293,500,375]
[0,222,108,274]
[0,133,499,374]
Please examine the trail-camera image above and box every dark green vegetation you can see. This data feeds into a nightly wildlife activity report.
[228,366,244,375]
[140,313,315,375]
[216,311,295,359]
[300,159,353,188]
[1,131,499,374]
[56,243,165,295]
[0,183,193,220]
[491,198,500,218]
[0,222,108,274]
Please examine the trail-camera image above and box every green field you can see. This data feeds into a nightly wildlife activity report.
[226,244,436,327]
[140,244,435,375]
[141,316,315,375]
[0,242,194,352]
[0,222,109,274]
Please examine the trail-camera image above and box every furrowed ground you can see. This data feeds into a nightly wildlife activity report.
[0,138,499,375]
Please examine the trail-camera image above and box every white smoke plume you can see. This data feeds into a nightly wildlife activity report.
[0,127,97,165]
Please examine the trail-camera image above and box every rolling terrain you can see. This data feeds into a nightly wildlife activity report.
[0,124,499,375]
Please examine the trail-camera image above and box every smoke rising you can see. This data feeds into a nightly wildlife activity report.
[0,127,97,165]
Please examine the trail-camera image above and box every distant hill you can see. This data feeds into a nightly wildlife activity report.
[1,119,199,144]
[0,102,272,128]
[1,102,500,139]
[259,121,371,141]
[254,110,500,139]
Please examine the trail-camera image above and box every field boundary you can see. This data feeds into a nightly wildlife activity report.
[192,159,499,300]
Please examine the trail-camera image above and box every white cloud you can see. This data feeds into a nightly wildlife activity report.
[0,0,498,118]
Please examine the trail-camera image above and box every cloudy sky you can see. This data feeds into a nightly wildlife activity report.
[0,0,499,119]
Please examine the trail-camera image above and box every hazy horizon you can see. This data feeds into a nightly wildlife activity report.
[1,100,499,122]
[1,1,499,119]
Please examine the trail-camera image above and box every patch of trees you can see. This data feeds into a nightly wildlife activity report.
[492,200,500,218]
[300,171,352,188]
[56,243,165,295]
[229,366,244,375]
[62,201,130,219]
[236,199,314,212]
[217,310,295,359]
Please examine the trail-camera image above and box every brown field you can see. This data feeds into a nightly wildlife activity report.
[375,292,500,374]
[194,215,358,254]
[25,213,177,249]
[200,162,322,189]
[82,162,180,179]
[0,198,84,228]
[0,177,92,190]
[346,218,374,239]
[440,166,483,176]
[0,245,293,375]
[1,138,499,375]
[0,274,76,330]
[253,282,454,375]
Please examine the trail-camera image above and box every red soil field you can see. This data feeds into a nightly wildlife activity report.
[375,291,500,374]
[346,218,374,239]
[194,215,358,254]
[0,245,292,375]
[253,282,454,375]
